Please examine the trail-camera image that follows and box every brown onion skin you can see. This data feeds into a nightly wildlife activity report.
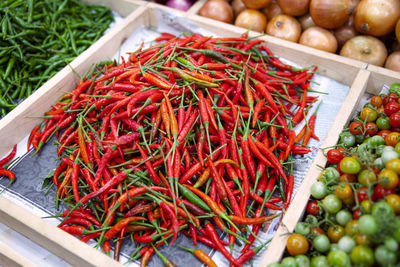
[299,26,338,53]
[396,18,400,44]
[277,0,309,16]
[298,13,316,31]
[340,35,388,66]
[385,51,400,71]
[235,9,268,32]
[265,1,283,20]
[232,0,247,17]
[310,0,353,29]
[266,15,301,42]
[242,0,272,9]
[354,0,400,37]
[199,0,234,24]
[334,16,358,47]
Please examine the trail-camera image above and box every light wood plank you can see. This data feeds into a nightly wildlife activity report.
[0,197,122,267]
[81,0,147,17]
[186,0,207,16]
[366,64,400,95]
[260,69,371,266]
[0,241,38,267]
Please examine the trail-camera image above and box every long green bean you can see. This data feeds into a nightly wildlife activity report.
[0,0,114,116]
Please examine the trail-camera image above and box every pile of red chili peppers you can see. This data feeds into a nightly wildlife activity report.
[25,32,321,266]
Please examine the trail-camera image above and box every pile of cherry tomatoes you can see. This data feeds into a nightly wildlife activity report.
[270,82,400,267]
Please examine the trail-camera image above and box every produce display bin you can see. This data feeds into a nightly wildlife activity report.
[0,1,399,266]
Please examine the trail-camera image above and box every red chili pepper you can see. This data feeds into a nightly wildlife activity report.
[204,221,242,266]
[0,169,16,182]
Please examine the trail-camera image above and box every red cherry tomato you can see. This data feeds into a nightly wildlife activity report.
[383,93,398,105]
[378,130,392,139]
[353,208,362,219]
[306,200,320,216]
[356,188,370,203]
[349,121,364,135]
[389,112,400,128]
[384,102,400,116]
[373,184,395,199]
[365,122,378,136]
[327,149,344,164]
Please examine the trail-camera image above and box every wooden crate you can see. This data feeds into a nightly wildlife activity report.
[0,1,399,266]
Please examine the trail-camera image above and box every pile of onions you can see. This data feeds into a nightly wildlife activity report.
[277,0,309,16]
[385,51,400,71]
[340,35,387,66]
[266,14,301,42]
[197,0,400,70]
[235,9,267,32]
[299,26,338,53]
[309,0,353,29]
[199,0,234,23]
[354,0,400,36]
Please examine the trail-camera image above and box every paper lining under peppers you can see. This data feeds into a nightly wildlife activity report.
[20,32,322,266]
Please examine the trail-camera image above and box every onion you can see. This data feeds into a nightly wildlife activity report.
[396,18,400,44]
[199,0,234,24]
[385,51,400,71]
[310,0,353,29]
[165,0,193,11]
[299,26,338,53]
[340,35,388,66]
[242,0,272,9]
[266,15,301,42]
[354,0,400,37]
[350,0,360,10]
[298,13,316,31]
[232,0,247,17]
[264,1,283,20]
[235,9,268,33]
[334,16,357,47]
[277,0,309,16]
[392,40,400,52]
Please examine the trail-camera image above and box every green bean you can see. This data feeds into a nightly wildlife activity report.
[0,0,114,115]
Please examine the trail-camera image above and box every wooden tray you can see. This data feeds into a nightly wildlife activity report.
[0,1,399,266]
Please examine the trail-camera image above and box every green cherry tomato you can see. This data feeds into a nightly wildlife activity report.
[375,245,397,266]
[322,194,343,214]
[355,134,365,144]
[376,116,391,130]
[336,210,352,226]
[373,157,384,169]
[313,234,330,253]
[384,237,398,252]
[340,132,356,147]
[357,169,377,186]
[281,256,298,267]
[311,181,327,199]
[395,142,400,154]
[358,215,378,235]
[340,157,361,174]
[338,236,356,253]
[295,222,311,236]
[367,135,385,146]
[394,218,400,242]
[267,263,281,267]
[382,150,400,165]
[319,167,340,183]
[295,255,310,267]
[311,255,328,267]
[350,246,374,266]
[330,244,340,251]
[327,250,350,267]
[360,107,378,122]
[372,201,394,217]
